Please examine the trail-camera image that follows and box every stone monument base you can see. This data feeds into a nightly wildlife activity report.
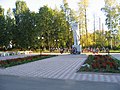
[72,45,82,54]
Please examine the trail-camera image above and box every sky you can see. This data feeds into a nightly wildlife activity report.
[0,0,110,32]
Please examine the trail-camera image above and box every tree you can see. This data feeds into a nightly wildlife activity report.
[101,1,118,30]
[36,6,54,50]
[4,8,15,49]
[101,0,120,49]
[36,5,71,50]
[13,1,36,50]
[0,1,81,51]
[53,8,71,48]
[78,0,89,47]
[0,6,6,49]
[104,0,116,7]
[60,0,77,49]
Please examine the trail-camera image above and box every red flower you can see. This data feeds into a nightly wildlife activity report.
[110,63,113,68]
[102,63,106,68]
[96,63,100,68]
[92,63,95,68]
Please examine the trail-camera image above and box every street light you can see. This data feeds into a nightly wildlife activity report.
[41,36,44,52]
[54,39,59,49]
[38,36,41,55]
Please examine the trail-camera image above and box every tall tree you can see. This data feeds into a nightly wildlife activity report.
[13,1,36,49]
[36,5,72,50]
[101,0,119,48]
[0,5,4,15]
[36,6,54,50]
[5,8,15,49]
[13,1,29,25]
[116,3,120,47]
[60,0,76,49]
[0,6,6,48]
[104,0,116,7]
[53,8,71,48]
[101,0,118,31]
[78,0,89,47]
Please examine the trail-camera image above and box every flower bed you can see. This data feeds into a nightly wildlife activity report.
[78,55,120,73]
[0,55,56,68]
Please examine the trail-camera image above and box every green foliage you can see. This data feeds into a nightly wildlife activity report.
[101,0,120,48]
[1,0,120,51]
[0,1,72,50]
[35,5,71,50]
[0,6,6,48]
[77,0,90,47]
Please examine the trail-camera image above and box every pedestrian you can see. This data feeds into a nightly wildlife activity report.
[93,48,96,54]
[106,48,110,55]
[95,47,99,54]
[60,47,64,54]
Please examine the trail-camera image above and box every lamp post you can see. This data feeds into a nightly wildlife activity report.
[110,35,113,49]
[54,39,59,49]
[38,36,41,55]
[41,36,44,52]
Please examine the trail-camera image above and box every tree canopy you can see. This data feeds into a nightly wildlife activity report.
[0,0,120,51]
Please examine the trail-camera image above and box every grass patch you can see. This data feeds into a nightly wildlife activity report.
[109,50,120,53]
[77,55,120,73]
[0,55,56,68]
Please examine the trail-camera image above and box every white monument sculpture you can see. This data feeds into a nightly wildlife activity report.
[71,22,82,54]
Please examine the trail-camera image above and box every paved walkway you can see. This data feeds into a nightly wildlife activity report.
[0,53,69,60]
[1,75,120,90]
[0,53,39,60]
[0,54,120,83]
[111,53,120,60]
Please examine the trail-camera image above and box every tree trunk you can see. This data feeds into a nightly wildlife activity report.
[85,9,88,46]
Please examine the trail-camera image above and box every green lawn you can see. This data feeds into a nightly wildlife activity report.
[110,50,120,53]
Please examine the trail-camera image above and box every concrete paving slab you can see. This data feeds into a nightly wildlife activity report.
[0,54,120,83]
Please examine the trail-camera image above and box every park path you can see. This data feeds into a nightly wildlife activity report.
[0,54,38,60]
[111,53,120,60]
[0,54,120,83]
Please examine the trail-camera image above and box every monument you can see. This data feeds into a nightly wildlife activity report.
[71,22,82,54]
